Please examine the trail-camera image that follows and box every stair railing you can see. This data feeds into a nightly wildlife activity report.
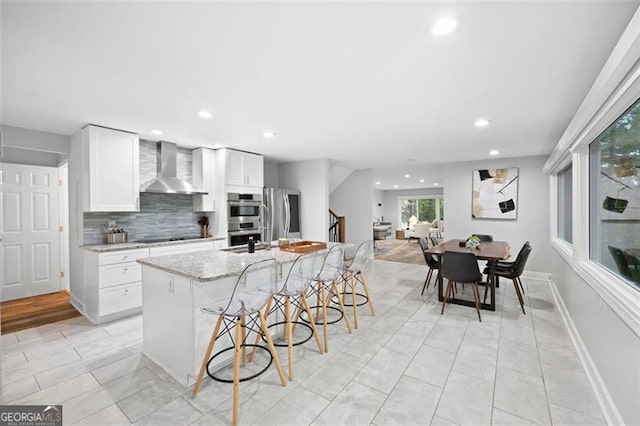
[328,209,345,243]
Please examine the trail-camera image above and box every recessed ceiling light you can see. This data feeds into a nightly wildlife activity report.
[375,181,381,185]
[393,184,398,189]
[404,174,410,178]
[420,179,425,183]
[474,118,491,127]
[198,110,214,119]
[489,150,500,156]
[263,131,276,139]
[433,182,439,186]
[432,17,457,36]
[151,129,163,135]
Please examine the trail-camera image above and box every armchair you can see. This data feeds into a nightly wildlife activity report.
[408,222,429,243]
[428,220,444,238]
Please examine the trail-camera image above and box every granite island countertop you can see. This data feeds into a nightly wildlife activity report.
[82,236,226,253]
[136,247,319,282]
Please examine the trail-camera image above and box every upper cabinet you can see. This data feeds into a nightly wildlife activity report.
[78,125,140,212]
[221,148,264,188]
[192,148,217,212]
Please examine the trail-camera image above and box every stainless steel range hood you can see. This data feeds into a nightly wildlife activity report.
[140,141,208,195]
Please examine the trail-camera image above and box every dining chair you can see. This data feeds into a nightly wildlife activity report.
[191,258,287,425]
[419,237,440,295]
[256,251,324,380]
[608,245,632,280]
[486,241,530,295]
[621,251,640,282]
[340,240,376,329]
[485,243,532,314]
[303,244,352,352]
[441,251,483,322]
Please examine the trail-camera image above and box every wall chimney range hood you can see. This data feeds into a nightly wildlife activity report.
[140,141,208,195]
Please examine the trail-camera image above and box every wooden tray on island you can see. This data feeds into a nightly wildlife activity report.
[279,240,327,253]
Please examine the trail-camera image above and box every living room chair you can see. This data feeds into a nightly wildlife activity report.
[409,223,429,243]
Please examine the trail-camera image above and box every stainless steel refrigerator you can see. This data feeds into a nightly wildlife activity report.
[262,188,301,242]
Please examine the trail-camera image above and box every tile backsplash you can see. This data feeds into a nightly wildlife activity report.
[83,141,210,245]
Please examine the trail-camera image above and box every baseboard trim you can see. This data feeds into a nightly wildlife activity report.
[69,295,96,325]
[548,277,624,425]
[521,270,552,281]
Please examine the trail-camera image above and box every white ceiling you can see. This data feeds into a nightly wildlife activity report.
[2,1,639,190]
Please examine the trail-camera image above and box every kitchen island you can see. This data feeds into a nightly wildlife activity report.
[137,246,326,385]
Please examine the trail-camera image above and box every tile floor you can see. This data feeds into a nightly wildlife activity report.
[1,260,606,425]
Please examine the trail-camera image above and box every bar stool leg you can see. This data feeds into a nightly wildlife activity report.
[284,296,294,380]
[191,315,223,398]
[351,273,358,329]
[258,311,287,386]
[359,272,375,316]
[320,283,329,352]
[232,315,243,426]
[330,280,352,334]
[300,292,324,354]
[250,297,273,362]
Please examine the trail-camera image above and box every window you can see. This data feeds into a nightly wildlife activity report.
[399,196,444,229]
[557,165,573,243]
[589,97,640,290]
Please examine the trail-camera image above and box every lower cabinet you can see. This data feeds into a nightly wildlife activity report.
[83,247,149,323]
[99,282,143,316]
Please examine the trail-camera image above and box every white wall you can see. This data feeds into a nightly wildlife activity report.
[382,187,444,230]
[330,169,373,244]
[552,255,640,423]
[1,125,70,166]
[278,158,329,241]
[443,155,551,274]
[1,125,70,153]
[373,189,384,221]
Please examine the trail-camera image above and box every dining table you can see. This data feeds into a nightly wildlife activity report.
[426,239,511,311]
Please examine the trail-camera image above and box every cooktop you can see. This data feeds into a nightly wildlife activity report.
[135,236,203,244]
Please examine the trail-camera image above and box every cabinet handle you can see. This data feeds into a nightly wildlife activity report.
[123,255,128,260]
[123,268,128,273]
[124,289,129,293]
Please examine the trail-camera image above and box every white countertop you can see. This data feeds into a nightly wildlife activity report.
[137,247,308,282]
[83,236,225,253]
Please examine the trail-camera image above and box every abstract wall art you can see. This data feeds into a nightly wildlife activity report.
[472,167,519,220]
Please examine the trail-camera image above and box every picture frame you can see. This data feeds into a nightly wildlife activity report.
[472,167,519,220]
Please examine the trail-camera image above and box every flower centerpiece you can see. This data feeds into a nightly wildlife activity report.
[465,235,481,249]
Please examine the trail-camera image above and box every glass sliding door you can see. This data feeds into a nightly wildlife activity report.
[398,196,444,229]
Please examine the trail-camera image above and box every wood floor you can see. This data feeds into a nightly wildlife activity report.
[374,237,426,265]
[1,291,81,335]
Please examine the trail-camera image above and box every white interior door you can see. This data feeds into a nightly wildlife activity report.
[1,163,61,301]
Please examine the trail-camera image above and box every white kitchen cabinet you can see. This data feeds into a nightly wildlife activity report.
[82,247,149,323]
[192,148,217,212]
[142,267,194,385]
[221,148,264,188]
[81,125,140,212]
[148,241,213,257]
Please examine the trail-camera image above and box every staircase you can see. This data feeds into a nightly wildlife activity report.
[328,209,345,243]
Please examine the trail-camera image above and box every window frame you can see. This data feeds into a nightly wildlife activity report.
[544,18,640,337]
[397,195,444,229]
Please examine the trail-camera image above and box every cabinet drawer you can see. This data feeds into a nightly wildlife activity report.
[99,248,149,266]
[149,242,213,257]
[99,262,141,288]
[99,282,142,316]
